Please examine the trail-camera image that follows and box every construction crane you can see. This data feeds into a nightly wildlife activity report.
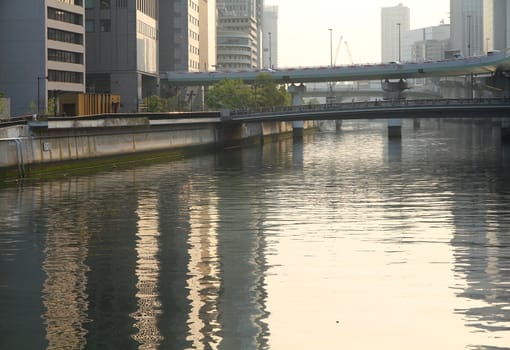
[344,41,354,64]
[333,35,343,66]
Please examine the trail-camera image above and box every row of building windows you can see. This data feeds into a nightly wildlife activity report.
[85,0,111,9]
[136,0,157,19]
[48,28,84,45]
[85,19,111,32]
[189,30,199,41]
[189,0,199,12]
[190,45,199,55]
[58,0,84,6]
[48,69,84,84]
[137,20,157,39]
[188,14,199,27]
[48,7,83,25]
[48,48,84,64]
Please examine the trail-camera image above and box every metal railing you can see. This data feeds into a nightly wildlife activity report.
[230,98,510,117]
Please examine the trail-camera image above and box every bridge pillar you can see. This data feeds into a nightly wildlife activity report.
[288,83,307,139]
[388,118,402,139]
[502,120,510,144]
[381,79,408,100]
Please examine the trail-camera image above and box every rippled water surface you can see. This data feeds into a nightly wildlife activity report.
[1,119,510,349]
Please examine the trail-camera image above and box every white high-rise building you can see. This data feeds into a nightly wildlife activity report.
[381,3,410,62]
[0,0,86,117]
[262,5,278,69]
[216,0,264,70]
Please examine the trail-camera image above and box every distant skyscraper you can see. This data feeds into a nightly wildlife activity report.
[405,24,451,62]
[381,3,410,63]
[263,5,278,69]
[0,0,85,116]
[216,0,264,69]
[160,0,213,73]
[483,0,510,52]
[450,0,484,56]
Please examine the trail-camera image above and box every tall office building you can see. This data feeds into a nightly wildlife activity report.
[216,0,263,70]
[450,0,484,56]
[0,0,86,117]
[483,0,510,51]
[262,4,278,69]
[405,24,450,62]
[85,0,158,112]
[159,0,214,73]
[381,3,410,63]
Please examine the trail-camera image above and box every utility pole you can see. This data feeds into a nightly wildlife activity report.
[269,32,272,69]
[467,15,472,57]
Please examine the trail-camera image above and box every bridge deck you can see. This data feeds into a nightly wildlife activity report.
[164,49,510,86]
[227,98,510,122]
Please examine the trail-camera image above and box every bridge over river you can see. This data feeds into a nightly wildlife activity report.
[164,49,510,87]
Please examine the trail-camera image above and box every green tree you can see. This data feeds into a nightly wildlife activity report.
[205,79,252,110]
[251,73,290,108]
[205,75,290,110]
[144,95,167,112]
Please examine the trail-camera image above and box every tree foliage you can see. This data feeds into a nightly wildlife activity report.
[205,74,290,110]
[144,95,167,112]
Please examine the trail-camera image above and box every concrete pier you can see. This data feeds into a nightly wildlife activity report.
[388,118,402,139]
[288,83,307,140]
[502,120,510,144]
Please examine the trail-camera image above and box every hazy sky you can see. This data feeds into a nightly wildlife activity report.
[266,0,450,67]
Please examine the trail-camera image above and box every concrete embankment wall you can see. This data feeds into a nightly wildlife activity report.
[0,115,316,178]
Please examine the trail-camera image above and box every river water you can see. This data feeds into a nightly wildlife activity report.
[1,119,509,350]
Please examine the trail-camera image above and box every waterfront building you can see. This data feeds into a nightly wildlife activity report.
[159,0,214,73]
[0,0,86,117]
[381,3,410,63]
[216,0,263,70]
[85,0,158,112]
[262,4,278,69]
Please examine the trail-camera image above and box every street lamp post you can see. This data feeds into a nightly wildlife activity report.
[396,23,401,62]
[329,28,333,67]
[268,32,272,69]
[467,15,472,57]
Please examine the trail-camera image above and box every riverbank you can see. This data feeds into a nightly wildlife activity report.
[0,112,318,180]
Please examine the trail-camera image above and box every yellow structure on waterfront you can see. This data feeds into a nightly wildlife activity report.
[58,93,120,116]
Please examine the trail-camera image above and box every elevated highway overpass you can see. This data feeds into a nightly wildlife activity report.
[163,49,510,86]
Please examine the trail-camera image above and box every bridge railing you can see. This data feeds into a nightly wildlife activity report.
[230,97,510,117]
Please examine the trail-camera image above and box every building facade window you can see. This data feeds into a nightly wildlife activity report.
[100,19,111,32]
[85,19,95,32]
[48,49,84,64]
[100,0,111,9]
[48,70,84,83]
[85,0,94,8]
[48,7,83,25]
[58,0,84,5]
[48,28,84,44]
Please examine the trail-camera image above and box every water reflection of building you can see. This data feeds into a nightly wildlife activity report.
[84,185,139,349]
[41,182,90,350]
[186,184,222,349]
[130,191,163,348]
[214,146,271,350]
[448,121,510,340]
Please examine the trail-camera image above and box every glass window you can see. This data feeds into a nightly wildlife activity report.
[85,19,95,32]
[85,0,94,8]
[100,0,111,9]
[100,19,111,32]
